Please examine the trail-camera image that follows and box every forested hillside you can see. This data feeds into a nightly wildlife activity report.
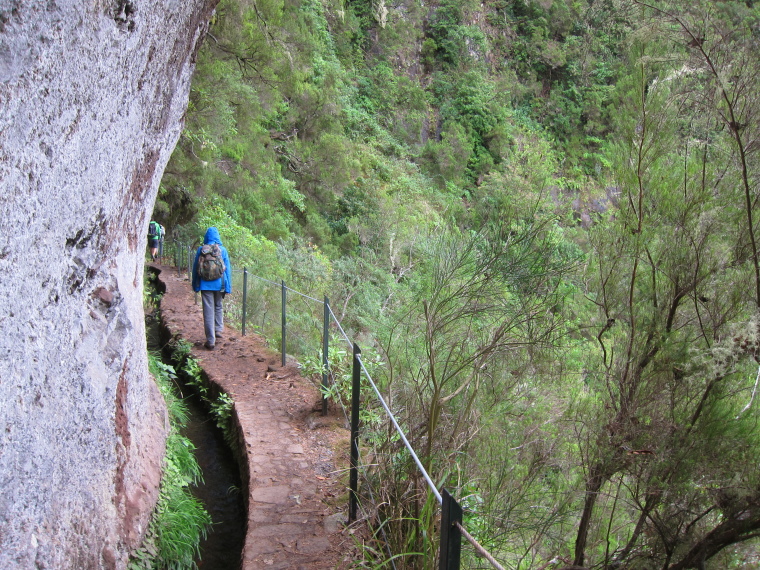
[156,0,760,567]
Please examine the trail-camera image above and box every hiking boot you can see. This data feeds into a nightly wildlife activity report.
[204,341,215,350]
[215,331,223,339]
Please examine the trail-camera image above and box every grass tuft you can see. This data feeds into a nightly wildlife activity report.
[129,354,211,570]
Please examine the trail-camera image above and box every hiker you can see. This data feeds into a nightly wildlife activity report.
[147,220,161,261]
[158,223,166,259]
[191,227,232,350]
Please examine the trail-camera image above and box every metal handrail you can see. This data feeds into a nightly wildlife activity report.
[357,354,442,505]
[166,245,502,570]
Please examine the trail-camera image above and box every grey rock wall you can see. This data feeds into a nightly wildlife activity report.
[0,1,216,567]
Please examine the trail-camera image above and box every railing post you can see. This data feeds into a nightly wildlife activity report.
[187,247,193,282]
[281,280,287,367]
[322,296,329,416]
[349,342,361,522]
[242,268,248,336]
[439,488,463,570]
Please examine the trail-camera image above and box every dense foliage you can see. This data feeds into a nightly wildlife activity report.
[155,0,760,567]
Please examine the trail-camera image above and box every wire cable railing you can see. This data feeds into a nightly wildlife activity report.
[357,355,442,505]
[163,241,504,570]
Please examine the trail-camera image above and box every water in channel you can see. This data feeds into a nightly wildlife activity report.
[145,309,246,569]
[180,392,246,569]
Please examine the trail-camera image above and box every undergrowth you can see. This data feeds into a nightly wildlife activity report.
[129,355,211,570]
[170,337,237,448]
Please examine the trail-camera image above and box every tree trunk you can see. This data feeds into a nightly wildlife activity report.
[574,468,608,566]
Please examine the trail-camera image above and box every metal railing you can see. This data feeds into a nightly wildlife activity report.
[165,243,505,570]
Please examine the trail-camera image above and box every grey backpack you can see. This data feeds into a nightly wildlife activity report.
[198,244,225,281]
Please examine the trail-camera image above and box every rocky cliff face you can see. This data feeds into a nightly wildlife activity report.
[0,1,216,567]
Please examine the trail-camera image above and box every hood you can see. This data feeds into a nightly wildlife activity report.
[203,227,222,245]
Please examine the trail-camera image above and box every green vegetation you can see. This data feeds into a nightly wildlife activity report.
[169,338,238,447]
[130,357,211,570]
[155,0,760,567]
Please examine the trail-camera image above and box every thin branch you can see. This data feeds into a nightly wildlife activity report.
[736,364,760,418]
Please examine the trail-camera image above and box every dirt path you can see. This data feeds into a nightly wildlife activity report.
[153,264,355,569]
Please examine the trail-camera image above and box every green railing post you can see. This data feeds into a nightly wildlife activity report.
[242,268,248,336]
[281,280,287,367]
[349,343,361,522]
[439,488,463,570]
[322,296,329,416]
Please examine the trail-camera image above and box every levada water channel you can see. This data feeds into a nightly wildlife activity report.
[145,270,245,569]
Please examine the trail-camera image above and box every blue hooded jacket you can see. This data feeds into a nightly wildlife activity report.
[192,227,232,293]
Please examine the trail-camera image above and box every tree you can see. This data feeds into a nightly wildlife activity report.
[571,7,760,565]
[368,216,575,568]
[633,0,760,308]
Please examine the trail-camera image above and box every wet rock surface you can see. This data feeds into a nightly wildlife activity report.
[0,2,216,567]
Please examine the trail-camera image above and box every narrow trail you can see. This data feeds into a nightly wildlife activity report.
[153,264,356,569]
